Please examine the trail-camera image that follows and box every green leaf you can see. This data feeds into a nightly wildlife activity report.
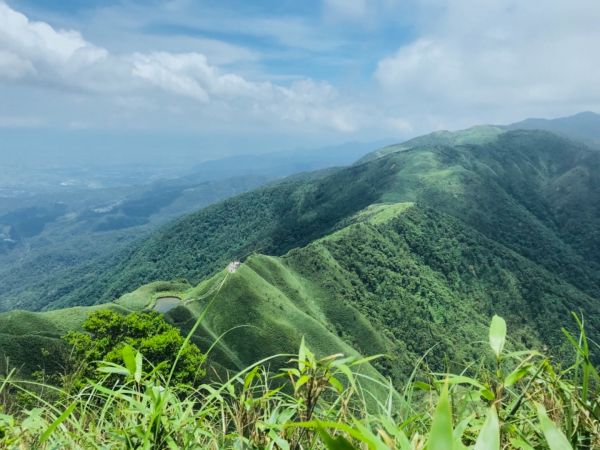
[244,365,260,390]
[39,402,76,444]
[427,381,453,450]
[474,406,499,450]
[489,315,506,358]
[290,420,377,448]
[298,337,307,371]
[414,381,433,391]
[295,374,311,392]
[316,425,358,450]
[443,374,486,390]
[509,437,535,450]
[134,351,143,383]
[97,365,130,376]
[121,344,137,377]
[453,414,474,445]
[328,376,344,393]
[536,404,573,450]
[504,366,530,387]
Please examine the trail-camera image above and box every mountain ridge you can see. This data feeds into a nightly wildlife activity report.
[2,128,599,313]
[2,199,597,382]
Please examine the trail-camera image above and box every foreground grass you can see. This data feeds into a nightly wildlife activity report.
[1,314,599,449]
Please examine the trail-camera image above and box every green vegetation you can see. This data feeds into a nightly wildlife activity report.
[0,314,598,448]
[64,310,205,387]
[7,129,596,317]
[356,125,504,163]
[0,280,188,379]
[0,175,269,313]
[0,126,599,447]
[2,201,598,389]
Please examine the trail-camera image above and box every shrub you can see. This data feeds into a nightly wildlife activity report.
[62,309,205,388]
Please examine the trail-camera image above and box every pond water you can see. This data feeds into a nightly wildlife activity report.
[153,296,181,313]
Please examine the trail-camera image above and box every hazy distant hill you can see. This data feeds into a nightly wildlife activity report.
[507,111,600,145]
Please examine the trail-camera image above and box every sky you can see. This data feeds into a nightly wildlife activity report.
[1,0,599,164]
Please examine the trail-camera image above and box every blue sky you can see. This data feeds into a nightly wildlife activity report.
[1,0,599,163]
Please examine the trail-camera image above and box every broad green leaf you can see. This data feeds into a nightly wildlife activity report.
[268,430,291,450]
[536,404,573,450]
[480,388,495,401]
[121,345,137,377]
[489,315,506,358]
[295,374,311,391]
[474,406,499,450]
[427,382,453,450]
[244,365,260,390]
[348,354,385,367]
[453,414,474,442]
[380,415,412,450]
[443,374,486,390]
[414,381,433,391]
[510,437,535,450]
[290,420,378,448]
[537,404,573,450]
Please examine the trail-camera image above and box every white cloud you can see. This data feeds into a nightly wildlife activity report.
[5,0,598,143]
[375,0,600,124]
[0,2,107,80]
[131,52,211,102]
[0,2,358,133]
[0,49,33,78]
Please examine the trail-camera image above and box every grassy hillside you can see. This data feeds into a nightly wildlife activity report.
[356,125,503,163]
[3,201,597,384]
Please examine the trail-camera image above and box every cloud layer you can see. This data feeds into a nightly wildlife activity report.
[1,0,599,144]
[375,0,600,126]
[0,2,359,134]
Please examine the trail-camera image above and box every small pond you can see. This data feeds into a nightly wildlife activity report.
[153,296,182,313]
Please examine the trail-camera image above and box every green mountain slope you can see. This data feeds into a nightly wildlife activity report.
[356,125,504,163]
[20,128,598,313]
[2,201,597,383]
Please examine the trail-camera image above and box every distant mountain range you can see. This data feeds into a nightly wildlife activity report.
[506,111,600,145]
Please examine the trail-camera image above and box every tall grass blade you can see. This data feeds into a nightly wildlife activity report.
[39,401,76,444]
[427,381,453,450]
